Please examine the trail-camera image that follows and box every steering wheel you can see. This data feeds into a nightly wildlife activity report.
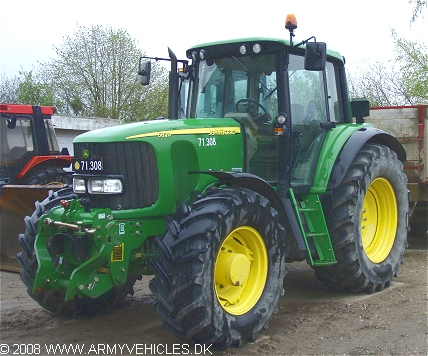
[236,98,269,117]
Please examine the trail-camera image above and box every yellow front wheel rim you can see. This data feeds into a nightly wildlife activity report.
[214,226,268,315]
[361,177,397,263]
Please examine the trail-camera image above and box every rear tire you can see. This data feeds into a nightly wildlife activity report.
[150,186,286,348]
[17,187,137,315]
[24,168,72,185]
[314,143,408,292]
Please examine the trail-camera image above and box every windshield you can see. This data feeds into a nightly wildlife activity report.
[192,54,278,120]
[190,54,279,181]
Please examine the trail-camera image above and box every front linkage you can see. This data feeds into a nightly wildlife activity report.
[22,190,162,310]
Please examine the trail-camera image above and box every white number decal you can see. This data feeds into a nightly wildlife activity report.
[198,137,217,147]
[80,160,103,171]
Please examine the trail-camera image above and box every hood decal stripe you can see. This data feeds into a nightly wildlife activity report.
[125,126,241,140]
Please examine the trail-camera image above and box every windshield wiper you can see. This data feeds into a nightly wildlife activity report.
[230,54,270,93]
[262,86,277,102]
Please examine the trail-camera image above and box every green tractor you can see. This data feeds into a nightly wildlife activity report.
[17,15,408,348]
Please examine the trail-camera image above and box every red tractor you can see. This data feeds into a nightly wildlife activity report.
[0,104,72,270]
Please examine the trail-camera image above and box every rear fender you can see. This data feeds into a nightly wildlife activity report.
[18,156,72,179]
[327,127,406,190]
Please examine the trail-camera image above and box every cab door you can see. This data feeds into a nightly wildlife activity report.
[288,55,342,190]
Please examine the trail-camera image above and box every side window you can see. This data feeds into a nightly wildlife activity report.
[178,72,190,119]
[45,119,59,152]
[325,61,343,122]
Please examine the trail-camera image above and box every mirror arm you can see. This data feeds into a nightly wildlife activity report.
[294,36,316,48]
[139,55,188,66]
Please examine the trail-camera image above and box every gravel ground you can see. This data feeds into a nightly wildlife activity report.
[0,236,426,356]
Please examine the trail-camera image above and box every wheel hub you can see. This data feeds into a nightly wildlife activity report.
[361,177,397,263]
[216,251,251,287]
[214,226,268,315]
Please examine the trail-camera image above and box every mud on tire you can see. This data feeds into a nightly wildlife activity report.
[150,186,286,348]
[17,187,137,315]
[314,143,408,293]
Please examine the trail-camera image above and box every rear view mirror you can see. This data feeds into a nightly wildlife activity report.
[7,116,17,129]
[138,59,151,86]
[304,42,327,71]
[351,98,370,123]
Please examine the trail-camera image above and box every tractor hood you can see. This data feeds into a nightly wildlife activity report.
[73,118,241,143]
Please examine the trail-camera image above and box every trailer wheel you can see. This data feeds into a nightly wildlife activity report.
[150,186,286,348]
[17,187,137,315]
[314,143,408,293]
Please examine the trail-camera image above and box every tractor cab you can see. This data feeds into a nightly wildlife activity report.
[0,104,62,185]
[140,20,348,193]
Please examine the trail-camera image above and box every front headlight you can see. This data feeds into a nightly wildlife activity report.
[88,178,123,194]
[73,177,124,194]
[73,178,86,193]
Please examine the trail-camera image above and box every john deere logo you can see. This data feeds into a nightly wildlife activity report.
[83,150,90,158]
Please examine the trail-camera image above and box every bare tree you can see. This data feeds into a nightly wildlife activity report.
[0,75,19,103]
[348,1,427,106]
[348,60,415,107]
[410,0,427,22]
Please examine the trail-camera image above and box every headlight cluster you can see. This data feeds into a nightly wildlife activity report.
[73,177,123,194]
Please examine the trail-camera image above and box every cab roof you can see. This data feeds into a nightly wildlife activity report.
[186,37,344,63]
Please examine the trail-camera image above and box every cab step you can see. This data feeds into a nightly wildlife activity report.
[288,189,336,266]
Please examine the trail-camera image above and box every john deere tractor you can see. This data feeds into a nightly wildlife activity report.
[17,15,408,348]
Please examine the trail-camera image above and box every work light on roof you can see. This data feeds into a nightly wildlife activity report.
[253,43,261,54]
[239,45,247,55]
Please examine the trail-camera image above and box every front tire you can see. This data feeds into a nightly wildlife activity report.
[314,143,408,292]
[150,186,286,348]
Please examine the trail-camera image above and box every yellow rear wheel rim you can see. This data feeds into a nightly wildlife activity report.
[214,226,268,315]
[361,177,397,263]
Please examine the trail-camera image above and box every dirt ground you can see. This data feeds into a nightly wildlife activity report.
[0,236,426,356]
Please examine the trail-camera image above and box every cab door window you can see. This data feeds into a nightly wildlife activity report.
[289,55,340,187]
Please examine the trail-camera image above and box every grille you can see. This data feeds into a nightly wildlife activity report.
[73,141,158,210]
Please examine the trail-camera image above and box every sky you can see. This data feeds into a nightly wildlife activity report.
[0,0,426,81]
